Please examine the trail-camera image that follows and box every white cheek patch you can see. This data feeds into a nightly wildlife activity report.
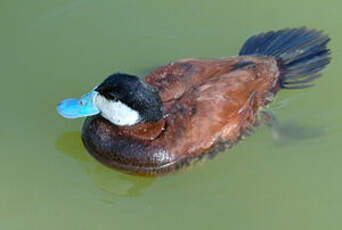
[93,95,140,126]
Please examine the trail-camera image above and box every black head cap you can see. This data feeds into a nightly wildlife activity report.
[95,73,163,123]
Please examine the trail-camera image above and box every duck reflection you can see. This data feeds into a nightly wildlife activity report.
[55,131,155,199]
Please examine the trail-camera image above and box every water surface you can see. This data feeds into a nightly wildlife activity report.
[1,0,342,229]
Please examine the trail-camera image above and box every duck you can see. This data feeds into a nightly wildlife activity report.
[57,27,331,176]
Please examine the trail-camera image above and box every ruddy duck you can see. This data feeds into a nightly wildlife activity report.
[57,28,331,176]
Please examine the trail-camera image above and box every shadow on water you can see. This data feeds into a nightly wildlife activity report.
[55,131,156,201]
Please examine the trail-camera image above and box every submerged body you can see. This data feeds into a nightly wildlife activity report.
[58,28,331,176]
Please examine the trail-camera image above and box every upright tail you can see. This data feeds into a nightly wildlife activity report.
[239,27,331,89]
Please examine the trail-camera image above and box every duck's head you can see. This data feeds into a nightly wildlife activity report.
[57,73,163,126]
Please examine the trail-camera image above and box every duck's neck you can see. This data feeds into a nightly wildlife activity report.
[118,119,165,141]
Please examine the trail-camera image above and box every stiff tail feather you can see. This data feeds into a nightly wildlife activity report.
[239,27,331,89]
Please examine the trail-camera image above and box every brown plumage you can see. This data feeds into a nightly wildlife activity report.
[81,28,331,176]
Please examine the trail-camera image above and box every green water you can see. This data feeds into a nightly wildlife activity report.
[1,0,342,229]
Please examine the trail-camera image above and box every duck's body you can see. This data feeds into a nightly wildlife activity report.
[82,56,279,175]
[58,28,331,176]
